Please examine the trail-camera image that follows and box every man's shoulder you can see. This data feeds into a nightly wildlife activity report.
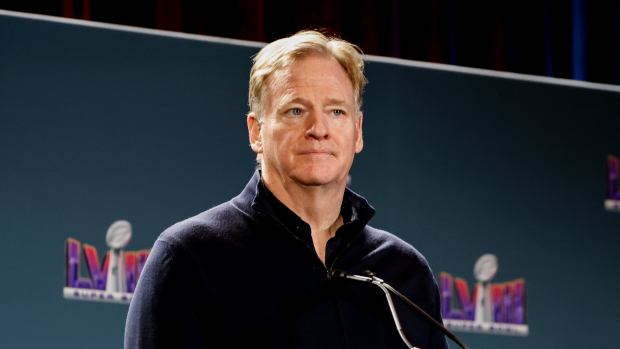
[361,225,430,267]
[157,199,253,251]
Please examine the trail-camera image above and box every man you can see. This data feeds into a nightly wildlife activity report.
[125,30,448,349]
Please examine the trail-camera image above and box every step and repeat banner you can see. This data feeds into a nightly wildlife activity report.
[1,10,619,349]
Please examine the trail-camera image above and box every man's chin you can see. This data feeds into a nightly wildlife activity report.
[291,172,345,188]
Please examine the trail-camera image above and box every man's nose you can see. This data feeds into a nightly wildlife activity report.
[305,111,329,140]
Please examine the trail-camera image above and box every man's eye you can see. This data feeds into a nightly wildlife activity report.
[287,108,303,116]
[332,109,345,117]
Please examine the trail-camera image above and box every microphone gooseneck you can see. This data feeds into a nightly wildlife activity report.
[329,269,469,349]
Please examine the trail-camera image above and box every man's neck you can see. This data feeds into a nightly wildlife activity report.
[261,171,346,263]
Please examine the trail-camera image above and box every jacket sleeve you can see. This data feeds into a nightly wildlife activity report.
[124,239,208,349]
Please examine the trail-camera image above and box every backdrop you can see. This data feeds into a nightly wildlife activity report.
[1,10,619,349]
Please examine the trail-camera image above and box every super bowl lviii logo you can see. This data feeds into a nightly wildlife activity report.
[440,254,528,336]
[606,155,620,212]
[63,220,150,304]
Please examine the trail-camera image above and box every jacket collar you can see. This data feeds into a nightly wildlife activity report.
[233,170,375,235]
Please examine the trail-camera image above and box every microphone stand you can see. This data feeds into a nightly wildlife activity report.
[330,270,470,349]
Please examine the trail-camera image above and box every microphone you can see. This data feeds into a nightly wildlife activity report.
[329,269,469,349]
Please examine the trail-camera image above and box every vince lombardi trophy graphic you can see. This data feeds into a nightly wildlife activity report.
[474,254,498,323]
[105,220,132,293]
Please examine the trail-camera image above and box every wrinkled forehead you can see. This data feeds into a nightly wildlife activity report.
[263,55,355,109]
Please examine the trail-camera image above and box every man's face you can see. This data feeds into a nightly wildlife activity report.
[248,54,363,188]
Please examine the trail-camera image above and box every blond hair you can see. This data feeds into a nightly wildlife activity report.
[248,30,367,119]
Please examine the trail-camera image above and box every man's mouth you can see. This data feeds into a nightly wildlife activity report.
[299,150,334,156]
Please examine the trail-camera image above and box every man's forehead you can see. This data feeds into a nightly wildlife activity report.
[265,58,355,104]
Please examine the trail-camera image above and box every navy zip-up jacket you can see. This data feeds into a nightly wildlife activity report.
[124,171,448,349]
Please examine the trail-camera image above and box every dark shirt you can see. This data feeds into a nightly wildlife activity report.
[124,171,448,349]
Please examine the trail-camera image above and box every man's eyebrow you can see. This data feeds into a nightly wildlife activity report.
[275,96,352,110]
[324,98,349,106]
[276,96,309,110]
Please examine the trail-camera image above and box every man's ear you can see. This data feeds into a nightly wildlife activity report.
[355,112,364,153]
[247,112,263,154]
